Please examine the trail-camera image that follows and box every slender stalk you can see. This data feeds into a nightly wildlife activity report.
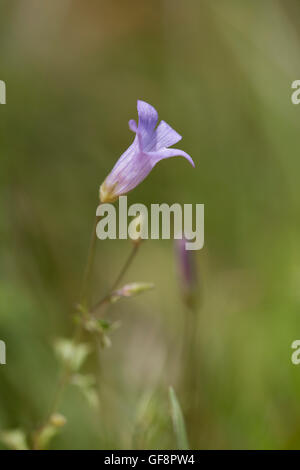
[32,217,141,449]
[45,324,83,419]
[181,302,199,447]
[90,242,140,314]
[79,215,99,309]
[110,242,140,291]
[32,213,99,449]
[52,214,99,409]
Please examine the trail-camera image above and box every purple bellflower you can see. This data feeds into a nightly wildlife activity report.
[100,100,195,203]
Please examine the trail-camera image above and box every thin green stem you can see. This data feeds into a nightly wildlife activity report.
[33,215,142,449]
[51,214,99,412]
[181,302,199,447]
[46,324,83,416]
[79,215,99,309]
[90,242,140,314]
[33,212,99,449]
[111,242,140,291]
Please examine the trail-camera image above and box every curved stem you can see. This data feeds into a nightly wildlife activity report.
[111,242,140,291]
[90,242,140,314]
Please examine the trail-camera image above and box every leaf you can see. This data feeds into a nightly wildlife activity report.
[98,319,111,330]
[169,387,189,450]
[34,414,67,450]
[83,317,112,334]
[0,429,29,450]
[35,425,58,450]
[71,373,99,408]
[54,338,91,372]
[49,413,67,428]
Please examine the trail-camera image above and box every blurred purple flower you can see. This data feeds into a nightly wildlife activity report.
[100,100,194,203]
[175,237,197,306]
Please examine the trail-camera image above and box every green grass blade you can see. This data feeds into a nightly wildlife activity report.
[169,386,189,450]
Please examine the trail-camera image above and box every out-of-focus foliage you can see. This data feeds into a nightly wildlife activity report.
[1,0,300,449]
[169,387,189,450]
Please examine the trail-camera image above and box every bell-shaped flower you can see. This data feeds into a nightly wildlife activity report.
[100,100,194,202]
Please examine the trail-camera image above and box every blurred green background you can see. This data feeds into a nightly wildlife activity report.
[1,0,300,450]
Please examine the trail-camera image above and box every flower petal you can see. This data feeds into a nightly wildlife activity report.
[136,100,158,150]
[129,119,138,132]
[100,146,154,202]
[100,100,195,203]
[154,120,182,150]
[148,148,195,168]
[137,100,158,133]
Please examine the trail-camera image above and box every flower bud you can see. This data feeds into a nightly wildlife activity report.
[175,238,197,307]
[49,413,67,428]
[111,282,154,302]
